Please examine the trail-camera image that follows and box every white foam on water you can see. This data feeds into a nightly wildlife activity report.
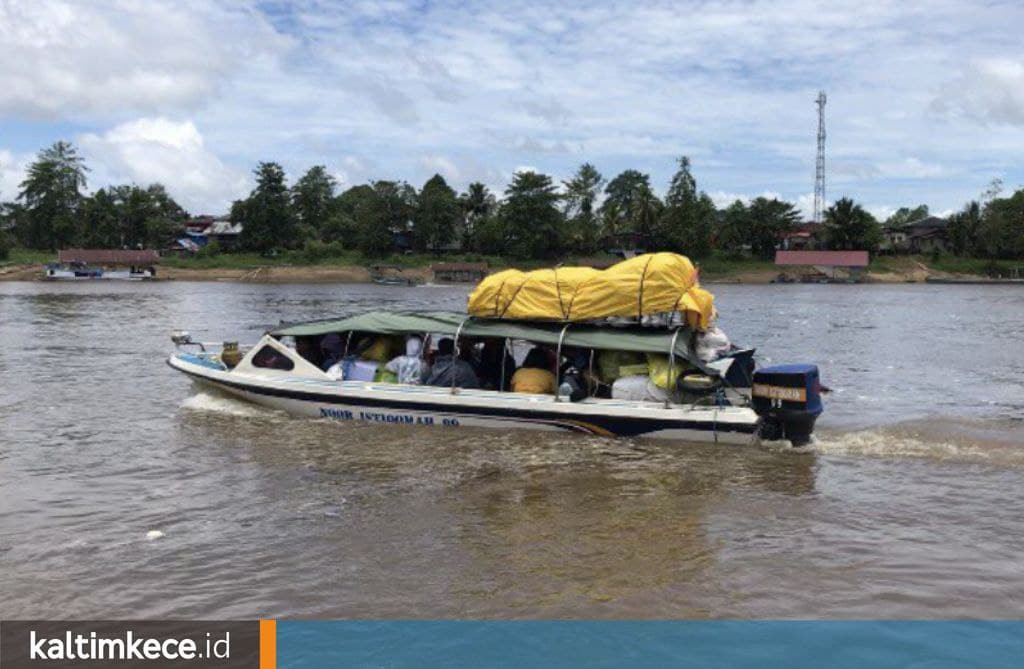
[146,530,164,540]
[811,419,1024,467]
[179,391,266,418]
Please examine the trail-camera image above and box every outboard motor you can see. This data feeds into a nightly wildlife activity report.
[752,364,823,446]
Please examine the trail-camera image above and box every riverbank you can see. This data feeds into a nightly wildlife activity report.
[1,249,1019,284]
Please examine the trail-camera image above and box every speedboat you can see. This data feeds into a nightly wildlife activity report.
[168,311,823,446]
[168,253,824,446]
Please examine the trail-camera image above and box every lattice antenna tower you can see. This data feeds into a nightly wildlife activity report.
[814,90,827,224]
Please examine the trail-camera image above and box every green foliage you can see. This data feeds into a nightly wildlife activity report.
[977,188,1024,259]
[79,188,119,247]
[291,165,336,232]
[600,169,662,241]
[562,163,604,254]
[716,199,750,257]
[695,251,776,277]
[349,180,416,257]
[105,183,186,248]
[656,156,716,258]
[238,162,296,254]
[16,141,89,249]
[197,240,221,258]
[947,201,982,256]
[884,204,929,229]
[745,197,801,259]
[715,197,801,260]
[823,197,881,251]
[301,239,347,261]
[320,212,356,245]
[470,213,507,256]
[460,182,495,250]
[13,141,186,251]
[0,228,9,260]
[414,174,460,252]
[332,181,415,258]
[498,171,564,259]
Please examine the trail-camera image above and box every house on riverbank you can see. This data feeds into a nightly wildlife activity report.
[431,262,488,283]
[780,223,822,251]
[881,215,949,255]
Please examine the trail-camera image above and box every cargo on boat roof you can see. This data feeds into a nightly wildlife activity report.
[466,252,714,330]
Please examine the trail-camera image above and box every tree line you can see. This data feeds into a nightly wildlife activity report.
[2,140,1023,263]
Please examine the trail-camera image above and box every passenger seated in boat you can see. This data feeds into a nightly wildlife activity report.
[559,347,596,401]
[510,347,557,395]
[478,338,515,391]
[422,338,480,388]
[295,336,318,366]
[319,333,344,371]
[384,336,428,384]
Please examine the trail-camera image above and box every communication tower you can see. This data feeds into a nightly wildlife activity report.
[814,91,827,224]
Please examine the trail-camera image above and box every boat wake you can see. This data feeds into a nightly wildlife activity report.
[810,417,1024,467]
[179,391,269,418]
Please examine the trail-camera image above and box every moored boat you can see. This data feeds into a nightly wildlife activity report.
[44,262,155,280]
[43,249,159,280]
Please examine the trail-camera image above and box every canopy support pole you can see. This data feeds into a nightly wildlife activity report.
[587,349,595,398]
[554,323,571,402]
[342,331,353,360]
[451,316,471,395]
[500,338,510,392]
[665,327,683,409]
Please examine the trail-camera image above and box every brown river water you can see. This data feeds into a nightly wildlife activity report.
[1,281,1022,618]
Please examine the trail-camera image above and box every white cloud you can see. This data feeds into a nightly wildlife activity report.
[0,0,288,119]
[0,149,31,201]
[3,0,1024,216]
[79,118,249,213]
[418,155,461,183]
[933,58,1024,126]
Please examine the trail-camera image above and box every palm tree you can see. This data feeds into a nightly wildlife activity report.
[824,197,881,251]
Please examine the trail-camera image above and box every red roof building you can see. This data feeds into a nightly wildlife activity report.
[58,249,161,265]
[775,250,869,267]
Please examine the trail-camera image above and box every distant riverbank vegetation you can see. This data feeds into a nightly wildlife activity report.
[2,141,1023,273]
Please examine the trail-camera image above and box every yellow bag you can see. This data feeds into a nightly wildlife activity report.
[361,336,400,362]
[597,350,646,383]
[646,353,686,390]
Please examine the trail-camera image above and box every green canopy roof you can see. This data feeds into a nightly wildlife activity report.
[271,310,706,368]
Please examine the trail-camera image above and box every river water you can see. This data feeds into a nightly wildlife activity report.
[1,281,1022,619]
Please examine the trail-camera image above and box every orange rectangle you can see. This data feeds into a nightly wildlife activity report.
[260,619,276,669]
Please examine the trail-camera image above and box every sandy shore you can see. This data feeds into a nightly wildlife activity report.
[0,263,435,284]
[0,261,989,284]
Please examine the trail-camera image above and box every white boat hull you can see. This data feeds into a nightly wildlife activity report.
[45,268,154,280]
[169,352,761,445]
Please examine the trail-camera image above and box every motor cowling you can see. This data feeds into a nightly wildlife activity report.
[752,364,823,446]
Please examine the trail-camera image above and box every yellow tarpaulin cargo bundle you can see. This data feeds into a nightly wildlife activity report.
[467,252,715,330]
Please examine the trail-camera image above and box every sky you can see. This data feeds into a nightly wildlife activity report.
[1,0,1023,219]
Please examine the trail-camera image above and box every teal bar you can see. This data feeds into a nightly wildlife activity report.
[277,621,1023,669]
